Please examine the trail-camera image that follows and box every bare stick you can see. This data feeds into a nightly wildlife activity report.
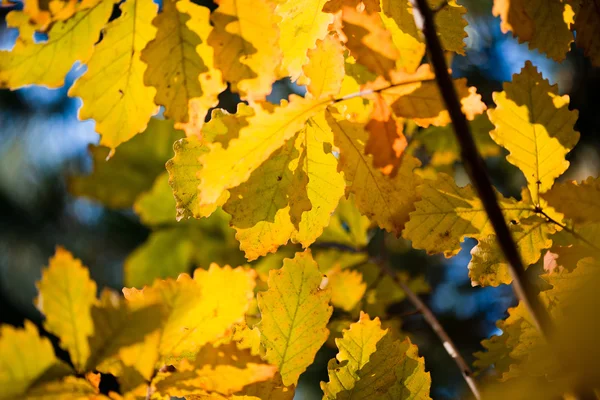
[377,258,481,400]
[412,0,553,338]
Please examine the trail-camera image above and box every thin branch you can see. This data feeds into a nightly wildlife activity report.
[332,77,436,103]
[412,0,553,339]
[536,209,600,252]
[375,257,481,400]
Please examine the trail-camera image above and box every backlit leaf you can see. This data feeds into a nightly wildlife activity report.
[36,248,97,372]
[198,96,328,206]
[155,342,276,396]
[492,0,573,62]
[0,321,63,400]
[257,251,333,386]
[24,376,102,400]
[488,61,579,203]
[326,108,422,234]
[321,312,387,399]
[327,268,367,312]
[341,7,399,80]
[574,1,600,67]
[141,0,210,124]
[318,196,371,250]
[0,0,113,89]
[468,216,556,287]
[209,0,281,99]
[302,33,346,99]
[69,0,159,149]
[277,0,333,80]
[403,173,533,257]
[541,176,600,224]
[224,111,345,260]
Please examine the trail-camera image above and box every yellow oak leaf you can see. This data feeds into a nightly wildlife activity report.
[341,7,399,80]
[429,0,468,55]
[36,247,97,372]
[318,195,371,250]
[384,66,486,128]
[315,250,369,273]
[225,110,344,260]
[574,1,600,67]
[277,0,333,80]
[322,0,381,13]
[208,0,281,100]
[326,108,422,234]
[257,252,333,386]
[327,268,367,312]
[86,290,164,380]
[324,320,431,399]
[365,93,407,175]
[0,321,63,400]
[69,0,159,149]
[197,96,329,206]
[403,173,533,257]
[321,312,388,399]
[541,176,600,224]
[166,136,229,221]
[70,118,184,209]
[24,376,103,399]
[141,0,210,124]
[493,0,573,62]
[301,33,346,99]
[155,342,276,397]
[172,5,227,136]
[468,216,556,287]
[238,372,295,400]
[488,61,579,203]
[378,0,425,73]
[133,173,178,226]
[0,0,113,89]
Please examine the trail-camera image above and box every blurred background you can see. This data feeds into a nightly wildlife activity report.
[1,0,599,398]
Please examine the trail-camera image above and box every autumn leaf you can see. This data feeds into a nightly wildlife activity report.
[277,0,333,80]
[155,342,276,397]
[468,216,556,287]
[541,176,600,224]
[574,1,600,67]
[0,321,66,400]
[321,312,388,399]
[326,108,422,234]
[69,0,159,149]
[327,268,367,312]
[403,173,533,257]
[224,111,345,260]
[365,93,407,175]
[257,251,332,386]
[0,0,113,89]
[301,33,346,99]
[69,118,184,209]
[36,248,97,372]
[197,96,329,206]
[209,0,281,99]
[86,290,165,380]
[341,6,399,80]
[21,376,103,400]
[141,0,209,124]
[493,0,573,62]
[488,61,579,203]
[323,314,430,399]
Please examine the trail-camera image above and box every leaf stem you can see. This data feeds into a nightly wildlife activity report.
[374,256,481,400]
[331,77,436,103]
[412,0,553,339]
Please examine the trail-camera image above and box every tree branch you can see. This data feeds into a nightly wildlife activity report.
[375,257,481,400]
[412,0,553,339]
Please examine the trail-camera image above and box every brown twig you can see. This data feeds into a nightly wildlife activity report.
[412,0,553,339]
[536,209,600,252]
[375,257,481,400]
